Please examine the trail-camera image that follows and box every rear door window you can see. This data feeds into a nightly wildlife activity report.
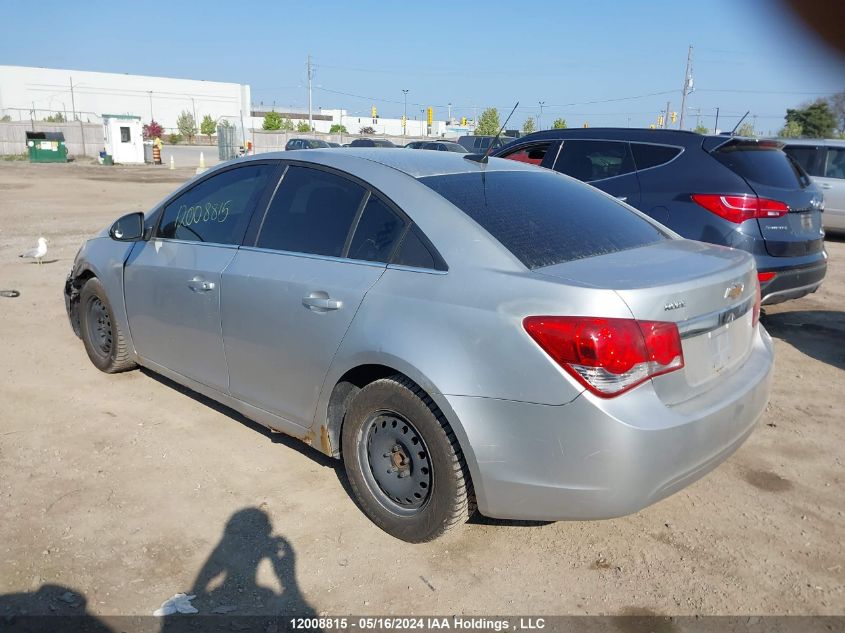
[784,145,823,176]
[713,142,808,188]
[553,140,635,182]
[631,143,682,170]
[347,195,406,263]
[157,163,275,244]
[500,142,552,166]
[419,170,666,269]
[824,147,845,179]
[256,166,366,257]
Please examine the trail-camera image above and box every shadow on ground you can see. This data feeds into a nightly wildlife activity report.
[761,309,845,371]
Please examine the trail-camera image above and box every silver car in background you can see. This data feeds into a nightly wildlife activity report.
[65,149,773,542]
[783,138,845,233]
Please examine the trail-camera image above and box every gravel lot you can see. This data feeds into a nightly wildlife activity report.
[0,161,843,619]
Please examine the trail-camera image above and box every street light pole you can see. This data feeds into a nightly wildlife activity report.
[402,89,409,141]
[538,101,545,131]
[148,91,154,122]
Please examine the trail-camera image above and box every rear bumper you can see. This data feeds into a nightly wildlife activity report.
[441,327,773,521]
[759,257,827,305]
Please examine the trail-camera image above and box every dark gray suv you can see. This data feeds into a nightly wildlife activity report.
[494,129,827,305]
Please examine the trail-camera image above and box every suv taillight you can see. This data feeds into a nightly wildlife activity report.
[691,194,789,223]
[523,316,684,398]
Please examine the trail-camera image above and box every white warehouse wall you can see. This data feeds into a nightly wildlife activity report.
[0,65,250,131]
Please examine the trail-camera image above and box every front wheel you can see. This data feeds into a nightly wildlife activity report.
[79,278,136,373]
[342,375,475,542]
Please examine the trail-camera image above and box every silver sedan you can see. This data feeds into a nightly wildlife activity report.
[65,149,773,542]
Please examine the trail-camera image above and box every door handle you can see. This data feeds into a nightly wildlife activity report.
[187,277,215,292]
[302,294,342,311]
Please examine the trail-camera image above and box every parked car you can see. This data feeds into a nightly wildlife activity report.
[349,138,396,148]
[456,135,517,154]
[65,149,772,542]
[781,138,845,233]
[285,138,331,150]
[421,141,468,153]
[404,141,428,149]
[494,129,827,305]
[326,142,342,148]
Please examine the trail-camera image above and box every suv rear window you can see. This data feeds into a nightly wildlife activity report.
[418,170,667,269]
[713,142,809,189]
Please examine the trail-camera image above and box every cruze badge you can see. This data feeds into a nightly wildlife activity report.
[724,282,744,300]
[664,300,685,311]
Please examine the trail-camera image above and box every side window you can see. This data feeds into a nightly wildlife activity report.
[824,147,845,179]
[347,196,406,263]
[500,142,552,166]
[257,166,366,257]
[157,163,275,244]
[631,143,682,171]
[393,225,445,271]
[554,140,635,182]
[784,146,823,176]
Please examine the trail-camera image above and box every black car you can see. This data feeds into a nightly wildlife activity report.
[285,138,331,150]
[493,128,826,305]
[349,138,396,148]
[456,135,517,154]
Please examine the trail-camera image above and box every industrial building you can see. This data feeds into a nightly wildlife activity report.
[0,65,251,132]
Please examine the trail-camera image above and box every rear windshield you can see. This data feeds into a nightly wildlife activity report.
[713,142,809,189]
[418,170,668,269]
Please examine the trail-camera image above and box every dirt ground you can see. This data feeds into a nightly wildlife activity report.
[0,161,842,619]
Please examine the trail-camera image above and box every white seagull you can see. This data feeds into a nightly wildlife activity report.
[20,237,48,265]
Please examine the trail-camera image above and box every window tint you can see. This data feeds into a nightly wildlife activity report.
[554,140,635,182]
[631,143,682,170]
[257,166,366,257]
[501,143,551,166]
[714,143,807,188]
[419,170,666,269]
[347,196,406,263]
[158,164,275,244]
[784,146,822,176]
[825,147,845,179]
[394,225,443,270]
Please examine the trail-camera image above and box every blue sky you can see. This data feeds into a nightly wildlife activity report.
[2,0,843,132]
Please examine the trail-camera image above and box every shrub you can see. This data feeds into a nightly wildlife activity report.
[167,133,182,145]
[143,120,164,140]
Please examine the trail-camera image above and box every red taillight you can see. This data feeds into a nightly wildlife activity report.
[691,194,789,223]
[757,271,777,283]
[523,316,684,398]
[752,277,762,327]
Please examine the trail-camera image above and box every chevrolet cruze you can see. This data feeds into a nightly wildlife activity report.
[65,149,773,542]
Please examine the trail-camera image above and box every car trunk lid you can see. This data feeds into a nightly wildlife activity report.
[536,239,757,404]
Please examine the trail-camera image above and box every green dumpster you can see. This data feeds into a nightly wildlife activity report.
[25,131,69,163]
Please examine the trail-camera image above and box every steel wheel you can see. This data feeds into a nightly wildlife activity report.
[358,411,433,516]
[86,296,112,357]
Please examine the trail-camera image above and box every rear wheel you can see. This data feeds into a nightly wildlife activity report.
[79,278,136,373]
[342,375,474,542]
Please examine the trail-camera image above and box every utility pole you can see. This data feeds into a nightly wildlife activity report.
[421,109,426,137]
[30,101,35,131]
[402,89,409,141]
[665,101,671,129]
[307,54,313,132]
[447,102,452,123]
[678,45,693,130]
[714,107,720,133]
[148,91,154,122]
[69,77,77,121]
[752,114,758,135]
[538,101,545,131]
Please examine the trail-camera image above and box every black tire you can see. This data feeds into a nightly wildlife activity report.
[341,375,475,542]
[79,277,136,374]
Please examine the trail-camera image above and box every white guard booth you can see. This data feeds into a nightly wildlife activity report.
[102,114,144,164]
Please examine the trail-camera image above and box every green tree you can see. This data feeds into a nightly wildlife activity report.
[330,123,348,134]
[785,100,837,138]
[522,117,536,133]
[825,91,845,132]
[296,120,311,133]
[44,112,66,123]
[475,107,500,135]
[176,110,197,142]
[262,111,282,131]
[552,117,567,129]
[200,114,216,140]
[167,133,182,145]
[0,114,11,122]
[693,123,709,134]
[779,120,804,138]
[735,122,755,137]
[280,118,295,131]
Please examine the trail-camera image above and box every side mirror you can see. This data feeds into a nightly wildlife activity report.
[109,212,144,241]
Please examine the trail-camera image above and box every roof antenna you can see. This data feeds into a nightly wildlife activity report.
[730,110,750,136]
[465,101,519,164]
